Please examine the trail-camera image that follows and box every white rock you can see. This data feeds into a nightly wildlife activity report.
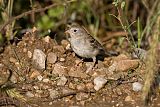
[132,82,143,91]
[26,91,34,98]
[43,36,50,43]
[49,89,59,99]
[57,76,68,86]
[43,78,49,83]
[37,75,43,81]
[94,76,107,91]
[66,44,71,50]
[10,74,18,83]
[60,58,65,62]
[32,49,46,70]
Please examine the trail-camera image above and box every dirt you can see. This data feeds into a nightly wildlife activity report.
[0,29,159,107]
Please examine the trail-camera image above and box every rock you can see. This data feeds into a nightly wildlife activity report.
[69,82,76,89]
[97,60,105,68]
[43,36,51,43]
[30,69,41,79]
[47,52,57,64]
[125,96,133,102]
[59,58,65,62]
[132,82,143,92]
[86,82,94,90]
[43,78,50,83]
[68,67,88,78]
[94,76,107,91]
[10,74,18,83]
[131,48,147,61]
[76,83,86,91]
[62,87,75,94]
[32,49,46,70]
[85,62,94,73]
[33,86,39,90]
[37,75,43,81]
[53,63,68,76]
[27,51,32,58]
[49,89,59,99]
[57,76,68,86]
[23,48,27,53]
[53,45,65,53]
[76,92,89,101]
[0,63,4,68]
[9,57,17,63]
[108,59,139,72]
[113,54,129,61]
[66,44,71,50]
[61,40,70,48]
[26,91,34,98]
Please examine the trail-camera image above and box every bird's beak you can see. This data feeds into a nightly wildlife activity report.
[65,30,69,35]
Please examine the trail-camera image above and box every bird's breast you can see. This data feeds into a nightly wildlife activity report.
[69,38,99,58]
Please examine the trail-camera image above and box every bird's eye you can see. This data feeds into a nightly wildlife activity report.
[73,29,77,32]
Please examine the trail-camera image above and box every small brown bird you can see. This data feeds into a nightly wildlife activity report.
[65,24,116,72]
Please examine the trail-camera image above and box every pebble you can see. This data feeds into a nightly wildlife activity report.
[125,96,133,102]
[43,78,50,83]
[66,44,71,50]
[33,86,39,90]
[49,89,59,99]
[61,40,69,48]
[85,82,94,90]
[47,52,57,64]
[32,49,46,70]
[10,74,18,83]
[23,48,27,53]
[53,63,68,76]
[59,58,65,62]
[37,75,43,81]
[93,76,107,91]
[76,83,86,91]
[9,57,17,63]
[30,69,41,79]
[27,51,32,58]
[85,62,94,73]
[57,76,68,86]
[26,91,34,98]
[68,67,88,78]
[53,46,65,53]
[76,92,89,101]
[132,82,143,92]
[69,82,76,89]
[132,48,147,61]
[43,36,51,43]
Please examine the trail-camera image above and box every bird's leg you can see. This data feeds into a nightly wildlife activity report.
[86,57,96,73]
[75,58,84,66]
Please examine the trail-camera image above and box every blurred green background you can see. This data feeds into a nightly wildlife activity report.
[0,0,159,49]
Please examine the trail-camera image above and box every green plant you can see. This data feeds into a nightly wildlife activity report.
[111,0,136,48]
[36,6,65,36]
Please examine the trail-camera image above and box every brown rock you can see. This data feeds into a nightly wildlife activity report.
[9,57,17,63]
[53,45,65,53]
[57,76,68,86]
[30,69,41,79]
[86,82,94,90]
[76,83,86,91]
[108,59,139,72]
[52,63,68,76]
[68,67,88,78]
[47,52,57,64]
[76,92,89,101]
